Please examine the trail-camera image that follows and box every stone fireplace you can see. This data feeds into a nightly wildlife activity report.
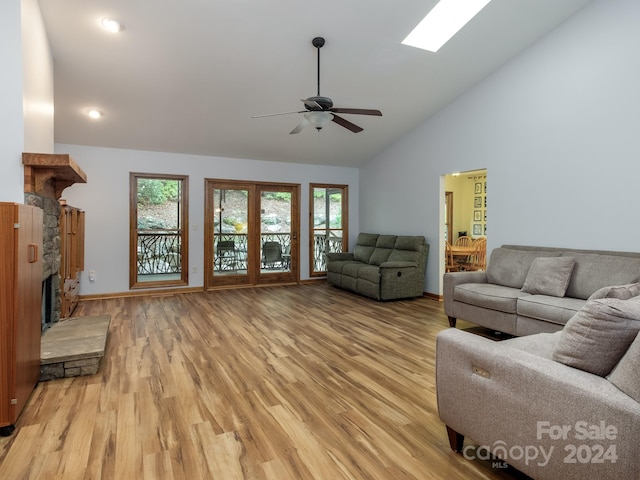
[22,153,87,332]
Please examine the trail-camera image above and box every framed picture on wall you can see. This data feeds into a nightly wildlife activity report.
[473,224,482,235]
[474,210,482,221]
[475,182,482,194]
[474,196,482,208]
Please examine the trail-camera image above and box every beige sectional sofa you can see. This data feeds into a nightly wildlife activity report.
[444,245,640,336]
[326,233,428,301]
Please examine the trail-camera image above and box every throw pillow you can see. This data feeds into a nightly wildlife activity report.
[521,257,576,297]
[608,332,640,402]
[552,297,640,376]
[588,283,640,301]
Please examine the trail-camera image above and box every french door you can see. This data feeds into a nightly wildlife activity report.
[204,179,299,289]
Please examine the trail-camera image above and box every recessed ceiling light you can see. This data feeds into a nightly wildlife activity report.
[100,17,124,33]
[87,109,103,119]
[402,0,492,52]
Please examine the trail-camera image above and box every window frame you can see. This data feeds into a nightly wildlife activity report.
[309,183,348,277]
[129,172,189,289]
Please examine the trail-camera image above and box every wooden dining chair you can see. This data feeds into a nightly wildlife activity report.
[467,238,487,271]
[454,236,473,247]
[445,241,461,272]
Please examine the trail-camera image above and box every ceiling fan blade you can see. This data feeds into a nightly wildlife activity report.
[252,110,305,118]
[330,107,382,116]
[301,98,322,110]
[332,114,363,133]
[289,118,309,134]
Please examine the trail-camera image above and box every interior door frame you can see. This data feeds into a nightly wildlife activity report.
[204,179,300,289]
[445,191,453,243]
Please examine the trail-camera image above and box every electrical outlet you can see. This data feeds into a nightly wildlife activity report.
[88,270,96,282]
[192,266,197,273]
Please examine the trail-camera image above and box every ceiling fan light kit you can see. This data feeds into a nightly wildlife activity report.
[304,111,333,130]
[253,37,382,134]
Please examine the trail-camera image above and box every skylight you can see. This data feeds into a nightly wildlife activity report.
[402,0,492,52]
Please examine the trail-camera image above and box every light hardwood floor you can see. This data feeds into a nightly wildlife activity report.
[0,284,530,479]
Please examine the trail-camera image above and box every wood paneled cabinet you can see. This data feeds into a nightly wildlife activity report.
[60,204,85,318]
[0,203,43,435]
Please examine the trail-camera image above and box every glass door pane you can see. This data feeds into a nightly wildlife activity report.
[208,184,252,287]
[258,187,296,284]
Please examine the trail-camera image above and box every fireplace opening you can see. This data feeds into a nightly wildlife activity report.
[41,274,59,333]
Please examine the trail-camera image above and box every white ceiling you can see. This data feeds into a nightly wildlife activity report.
[38,0,593,167]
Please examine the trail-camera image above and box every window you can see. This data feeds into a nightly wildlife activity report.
[130,173,188,288]
[310,184,348,276]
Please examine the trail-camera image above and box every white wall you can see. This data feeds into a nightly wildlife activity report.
[0,0,26,202]
[360,0,640,296]
[0,0,54,202]
[22,0,54,153]
[56,143,359,295]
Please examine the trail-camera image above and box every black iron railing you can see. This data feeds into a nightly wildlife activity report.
[214,233,293,272]
[313,234,343,272]
[138,231,343,275]
[137,231,181,274]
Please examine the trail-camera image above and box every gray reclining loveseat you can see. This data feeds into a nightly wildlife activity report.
[326,233,428,300]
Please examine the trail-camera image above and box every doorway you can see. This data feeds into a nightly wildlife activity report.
[443,169,487,243]
[204,179,300,289]
[442,169,487,282]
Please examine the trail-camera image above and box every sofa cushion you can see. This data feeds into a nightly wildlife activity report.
[521,257,575,297]
[369,248,392,265]
[552,297,640,376]
[517,295,585,326]
[353,245,375,263]
[376,235,397,249]
[326,260,357,274]
[562,253,640,300]
[387,249,420,264]
[608,332,640,402]
[394,236,424,251]
[486,248,561,289]
[588,283,640,301]
[454,283,530,314]
[357,265,380,283]
[353,233,378,263]
[341,262,369,279]
[502,331,562,360]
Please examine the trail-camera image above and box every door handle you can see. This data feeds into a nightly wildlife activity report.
[28,244,38,263]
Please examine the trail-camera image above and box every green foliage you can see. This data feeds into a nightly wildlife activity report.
[137,179,179,205]
[262,192,291,201]
[313,189,341,202]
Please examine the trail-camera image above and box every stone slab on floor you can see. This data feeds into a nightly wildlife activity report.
[40,315,111,381]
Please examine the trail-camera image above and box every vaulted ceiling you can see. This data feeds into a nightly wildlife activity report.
[38,0,593,167]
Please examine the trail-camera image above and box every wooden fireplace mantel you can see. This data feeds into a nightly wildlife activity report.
[23,153,87,200]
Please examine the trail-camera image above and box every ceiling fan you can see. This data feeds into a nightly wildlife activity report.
[252,37,382,134]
